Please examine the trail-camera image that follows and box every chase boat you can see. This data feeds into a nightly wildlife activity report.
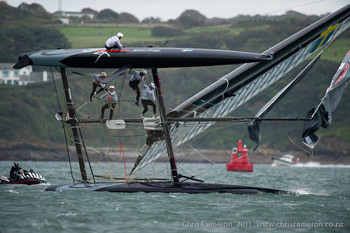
[1,169,46,185]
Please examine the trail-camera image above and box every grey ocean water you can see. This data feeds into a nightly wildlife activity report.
[1,161,349,233]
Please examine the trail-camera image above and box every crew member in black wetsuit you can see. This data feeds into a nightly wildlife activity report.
[9,162,25,181]
[129,69,147,106]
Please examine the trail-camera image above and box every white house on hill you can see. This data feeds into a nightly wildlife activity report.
[0,63,48,86]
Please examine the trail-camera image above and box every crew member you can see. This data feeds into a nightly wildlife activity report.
[105,32,124,50]
[100,85,118,119]
[129,69,147,106]
[141,83,157,118]
[90,72,107,102]
[9,162,25,181]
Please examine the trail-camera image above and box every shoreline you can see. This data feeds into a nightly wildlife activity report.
[1,147,349,165]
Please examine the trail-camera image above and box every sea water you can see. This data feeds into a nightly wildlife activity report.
[0,161,349,233]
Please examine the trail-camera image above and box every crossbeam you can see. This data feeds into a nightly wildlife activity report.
[74,117,311,124]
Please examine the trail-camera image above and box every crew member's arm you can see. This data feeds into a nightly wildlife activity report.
[99,92,108,99]
[116,39,123,49]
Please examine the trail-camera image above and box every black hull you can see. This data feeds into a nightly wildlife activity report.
[46,181,287,194]
[1,179,46,185]
[13,47,272,69]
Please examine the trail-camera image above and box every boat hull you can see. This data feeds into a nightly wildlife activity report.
[13,47,272,69]
[272,158,295,166]
[1,172,46,185]
[46,181,287,194]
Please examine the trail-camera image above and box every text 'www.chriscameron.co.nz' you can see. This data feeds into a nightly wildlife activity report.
[175,221,345,229]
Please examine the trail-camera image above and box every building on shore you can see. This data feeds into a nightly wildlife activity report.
[0,63,48,86]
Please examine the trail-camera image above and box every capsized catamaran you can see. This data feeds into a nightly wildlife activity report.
[14,4,350,194]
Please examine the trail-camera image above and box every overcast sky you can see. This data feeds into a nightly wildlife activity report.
[5,0,350,21]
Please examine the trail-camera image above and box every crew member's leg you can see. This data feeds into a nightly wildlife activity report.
[135,80,140,103]
[95,86,105,95]
[141,99,148,115]
[100,103,109,118]
[90,82,99,102]
[129,80,140,105]
[105,44,111,50]
[149,100,156,115]
[109,103,116,119]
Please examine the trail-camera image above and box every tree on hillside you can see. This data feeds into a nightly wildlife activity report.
[176,10,206,28]
[0,26,71,62]
[0,2,53,24]
[97,9,119,19]
[18,2,47,14]
[118,12,139,23]
[81,7,98,15]
[142,17,162,24]
[151,26,184,37]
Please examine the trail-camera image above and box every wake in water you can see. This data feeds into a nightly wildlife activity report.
[295,162,350,168]
[289,188,339,196]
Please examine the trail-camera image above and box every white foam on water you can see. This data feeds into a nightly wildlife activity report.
[8,189,19,194]
[56,212,78,217]
[292,189,312,195]
[295,162,350,168]
[38,182,51,186]
[290,188,331,196]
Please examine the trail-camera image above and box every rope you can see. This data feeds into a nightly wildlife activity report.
[51,68,76,183]
[121,142,128,177]
[77,122,96,183]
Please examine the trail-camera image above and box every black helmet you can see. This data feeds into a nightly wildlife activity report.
[14,162,19,167]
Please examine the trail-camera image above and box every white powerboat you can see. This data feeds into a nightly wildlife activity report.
[272,154,298,166]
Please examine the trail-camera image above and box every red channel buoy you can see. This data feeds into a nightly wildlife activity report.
[226,140,254,172]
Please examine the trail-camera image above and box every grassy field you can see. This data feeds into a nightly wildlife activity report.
[185,24,269,35]
[58,25,170,48]
[321,38,350,62]
[58,24,349,63]
[58,24,250,48]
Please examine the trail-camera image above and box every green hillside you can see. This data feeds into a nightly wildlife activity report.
[1,2,350,159]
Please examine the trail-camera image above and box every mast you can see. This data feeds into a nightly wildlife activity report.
[60,68,88,182]
[151,68,179,183]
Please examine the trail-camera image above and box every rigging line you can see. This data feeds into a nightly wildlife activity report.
[273,96,314,157]
[120,142,128,177]
[94,128,114,177]
[264,0,324,15]
[77,123,96,183]
[131,118,147,165]
[107,130,126,175]
[103,129,114,173]
[76,101,89,111]
[185,144,216,178]
[76,110,90,119]
[187,144,217,164]
[114,73,126,119]
[287,129,314,157]
[51,67,76,183]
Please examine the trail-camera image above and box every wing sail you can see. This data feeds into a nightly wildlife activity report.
[132,4,350,173]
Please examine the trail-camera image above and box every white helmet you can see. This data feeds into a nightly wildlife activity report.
[101,72,107,78]
[117,32,124,38]
[141,69,147,75]
[109,85,115,89]
[150,83,155,89]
